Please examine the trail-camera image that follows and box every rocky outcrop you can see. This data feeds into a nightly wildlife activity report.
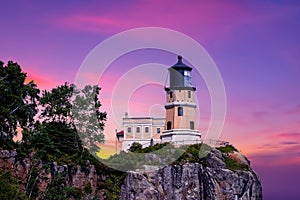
[120,149,262,200]
[0,150,106,199]
[0,147,262,200]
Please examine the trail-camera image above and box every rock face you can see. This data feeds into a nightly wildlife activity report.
[0,150,105,199]
[0,147,262,200]
[120,149,262,200]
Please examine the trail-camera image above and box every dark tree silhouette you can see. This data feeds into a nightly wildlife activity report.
[0,61,39,142]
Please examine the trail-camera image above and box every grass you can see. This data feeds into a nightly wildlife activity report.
[216,144,238,153]
[223,156,249,171]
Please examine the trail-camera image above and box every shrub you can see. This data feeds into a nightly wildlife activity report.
[223,156,249,171]
[84,182,92,194]
[0,171,28,200]
[129,142,143,152]
[217,144,238,153]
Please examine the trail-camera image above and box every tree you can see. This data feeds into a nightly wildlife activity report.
[72,85,107,155]
[31,83,82,156]
[30,83,106,157]
[0,61,39,141]
[39,82,74,124]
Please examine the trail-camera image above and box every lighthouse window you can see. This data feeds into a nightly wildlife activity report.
[178,107,183,116]
[188,91,191,98]
[184,71,191,77]
[190,121,195,130]
[136,127,140,133]
[145,127,149,133]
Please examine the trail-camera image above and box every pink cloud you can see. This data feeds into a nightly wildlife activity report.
[243,131,300,166]
[54,1,239,35]
[58,15,131,34]
[276,132,300,139]
[53,0,300,44]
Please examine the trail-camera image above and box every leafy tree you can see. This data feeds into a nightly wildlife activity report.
[72,85,107,155]
[26,83,107,158]
[0,61,39,142]
[39,82,74,124]
[33,121,82,156]
[28,83,83,156]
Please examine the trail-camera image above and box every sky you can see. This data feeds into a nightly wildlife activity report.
[1,0,300,199]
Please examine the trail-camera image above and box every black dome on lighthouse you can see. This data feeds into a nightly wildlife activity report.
[166,55,196,91]
[171,55,192,71]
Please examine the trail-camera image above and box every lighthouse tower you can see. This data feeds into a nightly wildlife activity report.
[161,56,201,145]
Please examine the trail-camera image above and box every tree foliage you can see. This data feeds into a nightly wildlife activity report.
[39,82,74,124]
[20,81,107,159]
[0,61,39,141]
[22,83,81,157]
[72,85,107,154]
[0,60,114,199]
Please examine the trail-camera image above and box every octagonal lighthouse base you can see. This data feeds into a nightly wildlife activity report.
[161,129,201,146]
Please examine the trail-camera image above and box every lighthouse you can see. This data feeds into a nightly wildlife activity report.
[161,55,201,145]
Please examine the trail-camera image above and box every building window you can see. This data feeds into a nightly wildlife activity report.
[157,128,160,133]
[170,91,173,99]
[188,91,191,98]
[145,127,149,133]
[136,127,140,133]
[127,127,131,133]
[167,121,172,130]
[178,107,183,116]
[190,121,194,130]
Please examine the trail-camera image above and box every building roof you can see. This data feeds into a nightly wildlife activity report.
[171,55,192,71]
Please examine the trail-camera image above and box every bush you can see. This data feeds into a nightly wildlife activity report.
[129,142,143,152]
[65,187,82,200]
[0,171,28,200]
[174,143,211,164]
[217,144,238,153]
[223,156,249,171]
[84,182,92,194]
[137,143,168,153]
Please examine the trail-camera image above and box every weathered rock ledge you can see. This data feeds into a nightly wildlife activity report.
[120,148,262,200]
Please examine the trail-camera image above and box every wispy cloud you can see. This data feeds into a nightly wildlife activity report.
[280,141,299,145]
[276,132,300,139]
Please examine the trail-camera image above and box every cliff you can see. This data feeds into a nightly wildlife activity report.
[0,149,123,199]
[120,148,262,200]
[0,145,262,200]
